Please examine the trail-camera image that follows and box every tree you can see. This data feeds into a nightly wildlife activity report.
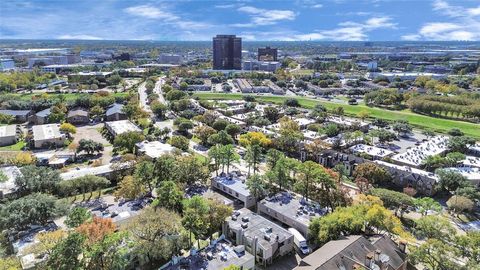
[239,131,271,148]
[154,154,177,183]
[134,160,156,192]
[165,90,186,101]
[113,131,145,153]
[353,163,391,186]
[266,148,285,169]
[85,231,129,270]
[14,151,36,165]
[370,188,414,217]
[168,135,189,151]
[392,120,412,137]
[414,197,442,216]
[0,193,61,230]
[275,117,304,155]
[245,144,263,176]
[415,215,455,240]
[225,124,242,138]
[151,101,168,120]
[447,195,474,214]
[76,216,116,245]
[65,207,92,228]
[212,119,230,131]
[47,232,86,270]
[59,122,77,138]
[77,138,104,155]
[436,169,469,193]
[154,181,184,213]
[448,136,476,153]
[15,165,61,196]
[324,123,340,137]
[174,155,210,185]
[410,238,461,270]
[219,144,240,174]
[114,175,147,200]
[206,199,233,242]
[128,207,187,265]
[246,174,266,209]
[182,196,210,248]
[284,98,300,107]
[193,125,217,145]
[208,130,234,146]
[263,106,280,123]
[357,109,370,120]
[447,128,464,137]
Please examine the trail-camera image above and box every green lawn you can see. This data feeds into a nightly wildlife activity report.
[194,93,480,139]
[0,140,26,151]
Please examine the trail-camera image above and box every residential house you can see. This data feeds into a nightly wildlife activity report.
[67,108,89,125]
[105,103,127,121]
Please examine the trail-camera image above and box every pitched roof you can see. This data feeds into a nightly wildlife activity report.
[295,235,406,270]
[106,103,124,116]
[67,108,89,118]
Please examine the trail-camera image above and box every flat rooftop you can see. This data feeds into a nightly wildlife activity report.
[227,208,293,250]
[164,239,254,270]
[462,156,480,168]
[135,140,175,159]
[0,166,21,196]
[391,136,449,167]
[105,120,141,136]
[350,144,394,158]
[0,125,16,138]
[60,162,132,181]
[32,124,63,141]
[260,192,326,226]
[327,116,369,127]
[213,175,250,197]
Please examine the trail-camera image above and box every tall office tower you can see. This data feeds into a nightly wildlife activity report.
[258,46,278,61]
[213,35,242,70]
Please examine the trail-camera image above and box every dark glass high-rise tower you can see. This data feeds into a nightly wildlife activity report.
[212,35,242,70]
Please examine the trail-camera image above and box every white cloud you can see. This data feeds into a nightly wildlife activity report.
[124,5,178,20]
[57,34,103,40]
[407,0,480,41]
[234,6,296,27]
[312,4,323,8]
[294,16,396,41]
[401,34,421,41]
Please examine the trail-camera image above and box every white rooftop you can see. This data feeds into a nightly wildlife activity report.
[32,124,63,141]
[294,118,316,127]
[391,136,449,167]
[327,116,369,127]
[214,175,250,197]
[0,125,16,138]
[350,144,394,158]
[0,166,21,196]
[105,120,141,136]
[463,156,480,168]
[135,140,175,159]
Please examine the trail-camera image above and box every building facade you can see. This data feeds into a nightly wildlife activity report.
[258,47,278,61]
[213,35,242,70]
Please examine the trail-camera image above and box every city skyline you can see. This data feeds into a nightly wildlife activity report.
[1,0,480,41]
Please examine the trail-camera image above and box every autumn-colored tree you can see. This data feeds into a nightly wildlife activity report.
[114,175,147,200]
[24,230,67,256]
[238,131,271,148]
[76,216,116,244]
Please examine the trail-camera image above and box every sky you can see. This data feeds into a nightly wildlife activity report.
[1,0,480,41]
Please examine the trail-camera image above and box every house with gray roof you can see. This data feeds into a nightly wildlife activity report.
[0,110,32,123]
[106,103,127,121]
[29,108,52,125]
[67,108,89,124]
[295,235,408,270]
[0,125,19,147]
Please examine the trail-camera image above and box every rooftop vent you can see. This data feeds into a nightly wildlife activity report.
[266,227,273,233]
[242,216,249,222]
[231,215,237,221]
[264,234,271,241]
[241,223,248,229]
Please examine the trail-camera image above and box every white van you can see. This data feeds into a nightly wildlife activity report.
[288,228,310,255]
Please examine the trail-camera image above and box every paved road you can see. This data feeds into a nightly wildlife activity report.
[156,76,166,104]
[137,81,151,113]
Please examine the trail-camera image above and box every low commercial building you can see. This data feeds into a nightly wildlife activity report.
[0,110,32,123]
[211,174,256,208]
[67,108,90,125]
[60,162,133,180]
[105,120,141,137]
[105,103,127,121]
[31,124,65,149]
[224,208,294,266]
[295,235,408,270]
[0,125,19,147]
[135,140,175,159]
[67,71,113,84]
[326,116,369,132]
[257,192,326,238]
[318,150,366,176]
[243,61,281,72]
[158,53,183,64]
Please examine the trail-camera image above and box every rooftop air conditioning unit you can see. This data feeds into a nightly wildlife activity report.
[264,234,271,241]
[232,215,237,221]
[242,216,249,222]
[241,223,248,229]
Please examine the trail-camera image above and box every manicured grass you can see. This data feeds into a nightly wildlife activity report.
[0,140,26,151]
[194,92,480,139]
